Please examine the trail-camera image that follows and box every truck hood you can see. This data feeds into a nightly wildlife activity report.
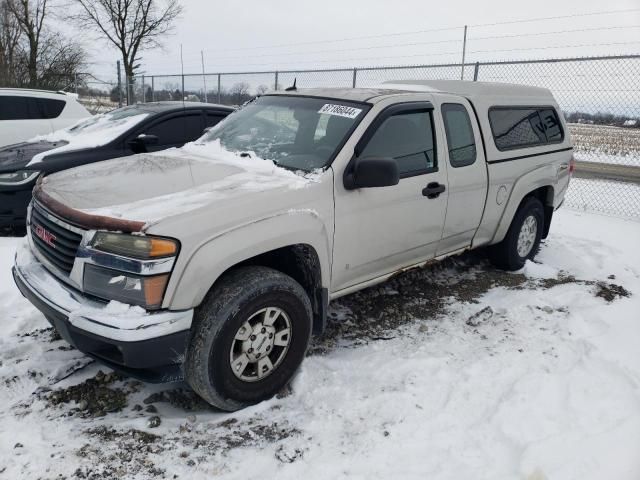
[36,141,320,231]
[0,141,68,173]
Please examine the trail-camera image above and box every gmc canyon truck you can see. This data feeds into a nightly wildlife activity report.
[13,80,574,411]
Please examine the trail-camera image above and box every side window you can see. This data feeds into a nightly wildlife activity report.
[360,110,435,177]
[0,96,33,120]
[36,98,66,119]
[489,107,564,151]
[205,113,225,129]
[441,103,476,168]
[145,114,203,146]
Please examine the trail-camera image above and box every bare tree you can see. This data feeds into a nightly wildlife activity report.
[0,0,22,86]
[7,0,47,86]
[229,81,250,105]
[2,0,85,89]
[256,84,269,96]
[72,0,183,87]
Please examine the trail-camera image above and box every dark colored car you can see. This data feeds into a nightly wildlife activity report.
[0,102,233,231]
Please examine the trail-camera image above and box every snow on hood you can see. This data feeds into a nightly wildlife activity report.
[41,139,322,226]
[26,112,149,166]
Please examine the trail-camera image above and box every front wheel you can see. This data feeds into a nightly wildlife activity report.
[184,266,312,411]
[489,196,545,271]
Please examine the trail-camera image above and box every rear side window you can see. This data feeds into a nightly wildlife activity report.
[489,107,563,151]
[145,114,204,146]
[441,103,476,167]
[36,98,66,119]
[360,110,436,177]
[205,112,226,128]
[0,96,32,120]
[0,95,66,120]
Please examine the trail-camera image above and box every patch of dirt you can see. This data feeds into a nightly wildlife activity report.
[142,388,212,412]
[310,252,631,354]
[72,427,166,478]
[71,416,304,477]
[595,282,630,302]
[17,327,61,342]
[46,370,129,418]
[175,416,303,460]
[310,253,525,353]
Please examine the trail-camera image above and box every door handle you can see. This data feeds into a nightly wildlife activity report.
[422,182,446,199]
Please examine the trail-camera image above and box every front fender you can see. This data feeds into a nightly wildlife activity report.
[163,209,332,310]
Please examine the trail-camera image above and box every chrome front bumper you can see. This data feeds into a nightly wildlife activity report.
[13,239,193,343]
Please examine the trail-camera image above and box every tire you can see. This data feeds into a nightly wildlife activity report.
[184,266,312,411]
[489,196,545,271]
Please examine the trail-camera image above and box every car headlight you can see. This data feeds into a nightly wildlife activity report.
[83,264,169,310]
[0,170,40,186]
[85,233,179,310]
[91,232,178,259]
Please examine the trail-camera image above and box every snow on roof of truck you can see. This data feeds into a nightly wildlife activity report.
[269,80,554,104]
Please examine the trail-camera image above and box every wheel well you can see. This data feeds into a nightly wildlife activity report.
[221,244,327,334]
[523,185,554,239]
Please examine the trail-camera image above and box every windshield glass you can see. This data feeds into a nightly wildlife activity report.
[200,95,368,171]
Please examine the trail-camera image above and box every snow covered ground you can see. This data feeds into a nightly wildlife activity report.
[0,208,639,480]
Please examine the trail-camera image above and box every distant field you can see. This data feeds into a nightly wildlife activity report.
[569,123,640,167]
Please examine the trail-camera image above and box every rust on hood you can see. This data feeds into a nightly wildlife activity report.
[33,179,146,233]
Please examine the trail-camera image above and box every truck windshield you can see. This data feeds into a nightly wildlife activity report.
[200,95,368,171]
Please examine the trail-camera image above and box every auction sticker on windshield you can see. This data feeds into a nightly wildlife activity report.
[318,104,362,119]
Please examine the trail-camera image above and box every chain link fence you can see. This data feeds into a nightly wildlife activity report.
[132,54,640,219]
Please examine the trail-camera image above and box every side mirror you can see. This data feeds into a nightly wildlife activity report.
[134,133,159,146]
[344,157,399,190]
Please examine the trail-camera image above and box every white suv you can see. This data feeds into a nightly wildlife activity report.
[0,89,90,148]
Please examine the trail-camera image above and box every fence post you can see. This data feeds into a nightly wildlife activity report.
[352,68,357,88]
[116,61,122,108]
[275,71,279,91]
[461,25,468,80]
[141,75,145,103]
[473,62,479,81]
[181,74,185,101]
[217,74,221,103]
[151,76,155,102]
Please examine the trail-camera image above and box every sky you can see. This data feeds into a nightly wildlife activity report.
[69,0,640,84]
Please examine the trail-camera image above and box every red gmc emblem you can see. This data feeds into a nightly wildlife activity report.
[34,224,56,247]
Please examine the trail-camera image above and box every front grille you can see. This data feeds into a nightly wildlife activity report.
[30,203,83,274]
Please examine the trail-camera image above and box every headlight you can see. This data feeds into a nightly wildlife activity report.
[0,170,40,186]
[83,264,169,310]
[91,232,178,259]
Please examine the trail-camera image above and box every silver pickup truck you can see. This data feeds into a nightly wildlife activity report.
[13,80,574,411]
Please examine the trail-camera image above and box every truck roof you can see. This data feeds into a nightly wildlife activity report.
[269,80,555,104]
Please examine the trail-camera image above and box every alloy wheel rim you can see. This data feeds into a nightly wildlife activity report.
[517,215,538,258]
[229,307,292,382]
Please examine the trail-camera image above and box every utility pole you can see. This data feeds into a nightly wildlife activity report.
[117,60,122,108]
[201,50,208,103]
[461,25,468,80]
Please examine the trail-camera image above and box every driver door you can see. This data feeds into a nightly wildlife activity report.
[332,102,448,292]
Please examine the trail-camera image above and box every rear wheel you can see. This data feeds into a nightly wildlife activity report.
[489,196,544,271]
[184,266,312,411]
